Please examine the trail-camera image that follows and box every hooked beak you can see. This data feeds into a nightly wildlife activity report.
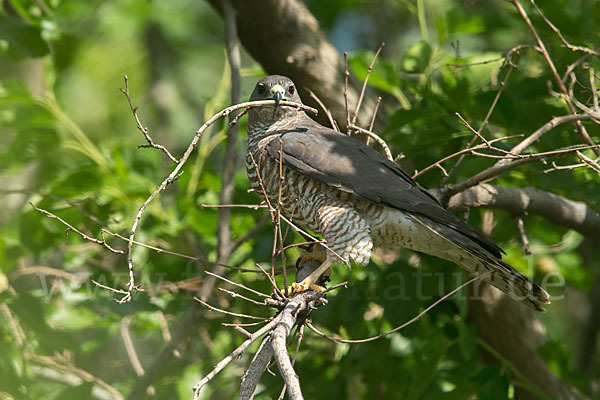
[270,84,285,105]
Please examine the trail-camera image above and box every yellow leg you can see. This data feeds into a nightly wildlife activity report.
[297,247,327,266]
[290,259,333,294]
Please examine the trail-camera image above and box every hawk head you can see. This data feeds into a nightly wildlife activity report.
[248,75,304,129]
[250,75,302,105]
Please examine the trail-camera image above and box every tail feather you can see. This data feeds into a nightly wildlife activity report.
[482,259,550,312]
[415,216,551,312]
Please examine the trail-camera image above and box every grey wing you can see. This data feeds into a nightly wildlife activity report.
[265,125,504,258]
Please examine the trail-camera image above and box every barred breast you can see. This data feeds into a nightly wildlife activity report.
[246,134,373,265]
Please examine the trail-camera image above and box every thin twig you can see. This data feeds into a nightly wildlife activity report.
[542,160,587,174]
[201,203,266,209]
[218,288,269,306]
[120,75,179,164]
[445,143,600,198]
[440,64,514,184]
[591,68,599,112]
[222,320,271,328]
[530,0,600,58]
[100,229,262,273]
[413,135,523,179]
[352,42,385,125]
[205,270,270,298]
[306,88,339,132]
[192,318,280,399]
[366,96,382,146]
[511,0,600,157]
[510,113,596,155]
[194,297,268,321]
[515,216,532,255]
[307,275,482,344]
[576,151,600,174]
[446,44,540,69]
[348,124,393,161]
[31,203,124,255]
[255,263,285,300]
[120,315,155,395]
[344,51,351,134]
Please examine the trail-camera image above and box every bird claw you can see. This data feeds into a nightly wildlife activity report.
[289,281,326,294]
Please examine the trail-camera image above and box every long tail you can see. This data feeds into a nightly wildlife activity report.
[416,217,551,312]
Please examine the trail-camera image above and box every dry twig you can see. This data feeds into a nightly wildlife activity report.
[352,42,385,126]
[307,275,482,344]
[120,75,179,164]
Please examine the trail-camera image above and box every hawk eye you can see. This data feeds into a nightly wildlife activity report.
[257,84,266,95]
[288,85,295,95]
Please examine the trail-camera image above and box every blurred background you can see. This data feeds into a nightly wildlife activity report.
[1,0,599,399]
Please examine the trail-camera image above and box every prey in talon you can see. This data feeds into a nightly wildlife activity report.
[291,244,331,294]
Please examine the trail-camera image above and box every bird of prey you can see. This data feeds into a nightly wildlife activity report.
[246,75,550,311]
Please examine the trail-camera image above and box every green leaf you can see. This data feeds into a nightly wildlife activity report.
[402,40,432,73]
[471,366,510,400]
[0,16,49,59]
[55,382,94,400]
[458,322,477,361]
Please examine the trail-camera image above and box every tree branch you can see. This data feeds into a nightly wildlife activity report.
[270,296,306,400]
[446,184,600,247]
[237,336,274,400]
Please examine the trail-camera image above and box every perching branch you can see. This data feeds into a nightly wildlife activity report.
[237,335,274,400]
[445,184,600,247]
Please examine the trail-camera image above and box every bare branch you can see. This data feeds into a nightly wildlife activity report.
[352,42,385,125]
[307,275,481,344]
[576,150,600,174]
[445,140,599,200]
[237,335,274,400]
[514,216,532,255]
[510,113,597,155]
[31,203,125,254]
[511,0,600,157]
[192,318,280,399]
[440,64,514,184]
[447,44,543,69]
[365,96,382,146]
[270,297,306,400]
[119,75,179,164]
[120,316,155,395]
[194,297,269,321]
[348,124,393,161]
[413,135,522,179]
[205,271,270,299]
[446,184,600,246]
[344,51,351,134]
[530,0,600,58]
[218,288,269,307]
[306,88,339,132]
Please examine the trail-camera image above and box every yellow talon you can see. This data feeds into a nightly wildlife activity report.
[290,280,327,294]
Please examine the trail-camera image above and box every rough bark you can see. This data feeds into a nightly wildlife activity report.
[445,184,600,247]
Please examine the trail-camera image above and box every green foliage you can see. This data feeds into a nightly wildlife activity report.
[1,0,599,399]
